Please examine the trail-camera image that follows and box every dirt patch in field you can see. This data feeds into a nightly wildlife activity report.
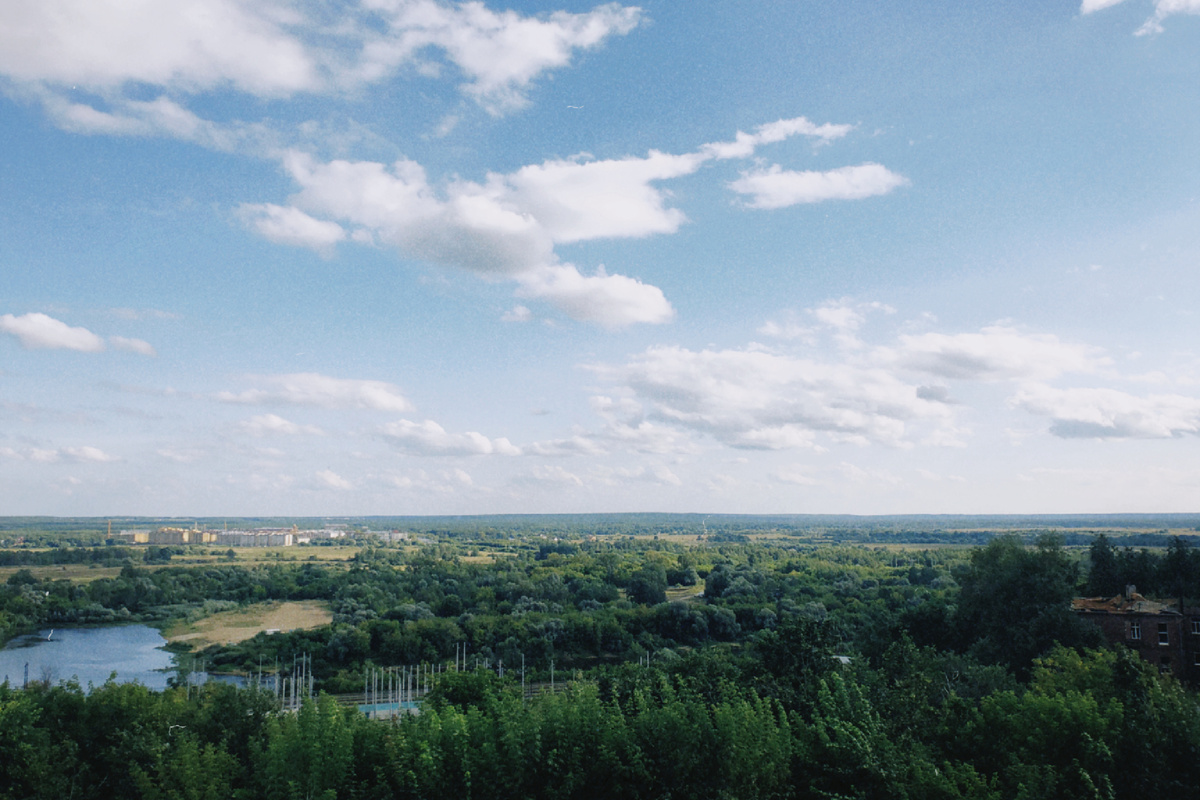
[167,600,332,648]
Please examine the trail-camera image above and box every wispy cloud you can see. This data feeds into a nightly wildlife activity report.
[239,414,325,437]
[315,469,354,490]
[729,163,907,209]
[218,373,413,412]
[109,336,158,357]
[378,419,521,456]
[2,445,118,463]
[1080,0,1200,35]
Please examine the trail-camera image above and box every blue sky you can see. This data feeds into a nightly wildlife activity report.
[3,0,1200,516]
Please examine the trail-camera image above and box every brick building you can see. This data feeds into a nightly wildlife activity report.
[1072,586,1200,682]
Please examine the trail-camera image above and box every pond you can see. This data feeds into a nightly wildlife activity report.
[0,625,178,690]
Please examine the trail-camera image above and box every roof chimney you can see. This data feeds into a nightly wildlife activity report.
[1125,584,1137,599]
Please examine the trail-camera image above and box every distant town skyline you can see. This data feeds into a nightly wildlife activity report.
[3,1,1200,516]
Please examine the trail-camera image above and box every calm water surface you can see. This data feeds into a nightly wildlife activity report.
[0,625,175,690]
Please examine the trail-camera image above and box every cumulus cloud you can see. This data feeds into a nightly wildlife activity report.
[276,149,678,325]
[515,264,674,327]
[0,0,318,96]
[237,203,347,253]
[362,1,645,113]
[0,313,158,355]
[0,313,106,352]
[613,345,956,449]
[378,419,521,455]
[891,325,1108,381]
[1012,384,1200,439]
[239,413,324,437]
[260,114,889,325]
[729,163,908,209]
[504,150,705,243]
[0,0,644,141]
[218,372,413,412]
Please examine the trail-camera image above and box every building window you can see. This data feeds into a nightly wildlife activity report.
[1130,621,1141,640]
[1194,652,1200,667]
[1192,619,1200,635]
[1159,622,1170,646]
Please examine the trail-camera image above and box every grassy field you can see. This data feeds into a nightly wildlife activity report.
[0,564,127,583]
[666,583,705,602]
[164,600,332,649]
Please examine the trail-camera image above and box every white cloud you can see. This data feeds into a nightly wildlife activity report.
[612,345,956,449]
[1136,0,1200,33]
[259,113,889,326]
[6,445,119,463]
[0,0,318,96]
[315,469,354,490]
[1011,384,1200,439]
[378,418,521,455]
[527,434,606,457]
[502,305,533,322]
[277,149,678,325]
[109,336,158,356]
[699,116,853,160]
[516,264,674,327]
[218,372,413,412]
[157,448,206,463]
[239,413,324,437]
[0,313,106,352]
[504,150,704,243]
[589,394,697,453]
[774,467,820,486]
[111,308,180,321]
[729,163,908,209]
[757,319,813,341]
[363,1,644,114]
[283,152,554,276]
[521,464,584,486]
[1081,0,1200,34]
[1081,0,1130,11]
[62,446,118,463]
[237,203,347,253]
[891,325,1108,381]
[0,0,644,140]
[591,464,681,486]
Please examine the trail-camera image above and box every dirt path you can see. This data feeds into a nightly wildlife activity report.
[166,600,332,648]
